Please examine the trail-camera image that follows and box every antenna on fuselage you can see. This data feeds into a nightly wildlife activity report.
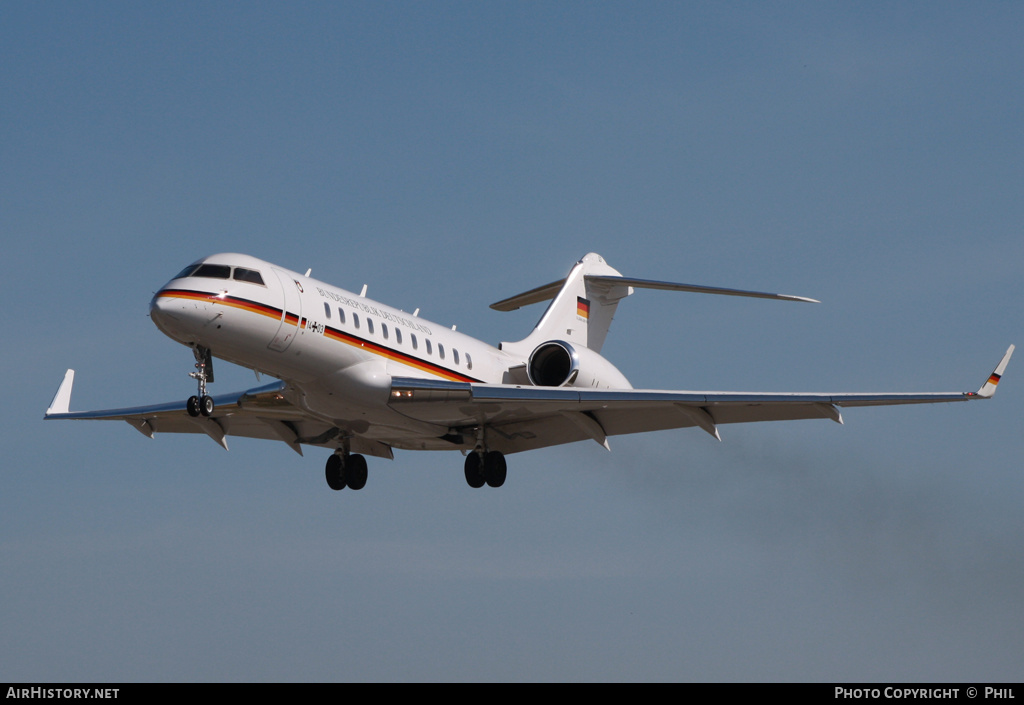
[305,269,312,277]
[359,284,368,297]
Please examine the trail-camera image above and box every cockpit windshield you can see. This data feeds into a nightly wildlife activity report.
[193,264,231,279]
[172,262,264,286]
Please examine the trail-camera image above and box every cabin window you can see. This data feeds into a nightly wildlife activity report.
[337,307,346,324]
[193,264,231,279]
[438,344,445,360]
[395,329,402,345]
[411,334,418,350]
[353,313,360,329]
[233,268,265,285]
[367,319,374,335]
[382,323,389,340]
[323,302,331,319]
[453,349,460,365]
[425,339,432,355]
[465,353,473,370]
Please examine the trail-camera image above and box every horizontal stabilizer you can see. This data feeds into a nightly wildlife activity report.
[584,275,819,304]
[491,274,818,311]
[490,279,565,312]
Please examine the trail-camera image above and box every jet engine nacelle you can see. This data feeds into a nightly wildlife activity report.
[527,340,632,389]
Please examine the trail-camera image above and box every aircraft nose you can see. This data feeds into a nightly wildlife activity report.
[150,289,188,339]
[150,287,227,345]
[150,288,170,317]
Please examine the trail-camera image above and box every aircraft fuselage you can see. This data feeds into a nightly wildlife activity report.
[149,253,522,449]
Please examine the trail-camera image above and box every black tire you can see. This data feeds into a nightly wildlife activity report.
[347,454,368,491]
[200,395,215,417]
[325,454,345,491]
[186,395,201,417]
[483,451,507,488]
[464,452,485,488]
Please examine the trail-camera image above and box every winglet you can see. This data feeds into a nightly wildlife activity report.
[975,345,1014,398]
[45,369,75,416]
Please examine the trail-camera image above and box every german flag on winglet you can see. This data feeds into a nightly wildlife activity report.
[576,296,590,320]
[975,344,1015,398]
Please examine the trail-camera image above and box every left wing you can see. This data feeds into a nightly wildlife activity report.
[43,370,394,458]
[388,345,1014,453]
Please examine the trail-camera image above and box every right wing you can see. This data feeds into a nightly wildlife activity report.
[388,345,1014,453]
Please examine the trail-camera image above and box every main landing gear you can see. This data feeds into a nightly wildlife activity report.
[322,449,508,492]
[463,427,507,489]
[325,452,369,491]
[464,450,507,488]
[185,346,215,418]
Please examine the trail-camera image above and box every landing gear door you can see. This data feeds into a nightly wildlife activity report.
[269,268,302,352]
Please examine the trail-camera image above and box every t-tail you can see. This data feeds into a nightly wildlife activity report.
[491,252,818,389]
[492,253,630,355]
[493,252,819,354]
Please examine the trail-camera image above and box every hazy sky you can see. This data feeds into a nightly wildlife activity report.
[3,2,1022,682]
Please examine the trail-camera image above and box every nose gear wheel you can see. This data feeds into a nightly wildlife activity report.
[185,346,215,418]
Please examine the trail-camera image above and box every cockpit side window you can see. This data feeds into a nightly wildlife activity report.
[174,264,200,279]
[233,268,265,285]
[193,264,231,279]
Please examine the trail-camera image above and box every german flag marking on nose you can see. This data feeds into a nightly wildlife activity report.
[577,297,590,320]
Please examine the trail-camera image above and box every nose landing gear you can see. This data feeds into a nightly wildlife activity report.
[185,346,215,418]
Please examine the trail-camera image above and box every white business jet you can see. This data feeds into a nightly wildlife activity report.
[45,252,1013,492]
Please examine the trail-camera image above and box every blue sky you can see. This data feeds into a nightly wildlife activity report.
[2,2,1022,682]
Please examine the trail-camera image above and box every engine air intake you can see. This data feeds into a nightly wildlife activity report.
[528,341,579,387]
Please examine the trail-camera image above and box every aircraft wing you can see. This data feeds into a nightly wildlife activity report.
[388,345,1014,454]
[42,371,394,459]
[45,345,1012,458]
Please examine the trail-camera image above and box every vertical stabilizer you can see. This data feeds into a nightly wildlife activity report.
[500,253,632,354]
